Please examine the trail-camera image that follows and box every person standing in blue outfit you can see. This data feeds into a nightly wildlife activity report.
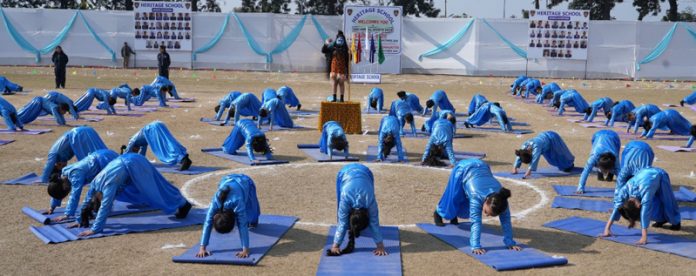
[555,89,589,116]
[46,149,118,221]
[640,109,694,140]
[522,79,542,99]
[110,84,140,111]
[0,76,23,94]
[366,87,384,113]
[278,86,301,110]
[536,82,561,104]
[0,95,24,131]
[424,90,455,115]
[320,121,350,160]
[133,84,170,107]
[151,76,179,99]
[421,119,456,167]
[44,91,79,120]
[223,92,262,126]
[74,88,117,114]
[510,75,527,94]
[123,121,192,171]
[606,100,635,126]
[41,126,108,183]
[680,91,696,107]
[222,119,274,164]
[388,98,416,136]
[70,153,192,237]
[422,109,456,134]
[600,167,681,245]
[468,94,488,115]
[462,102,512,132]
[576,130,621,193]
[584,97,613,122]
[195,174,260,259]
[616,141,654,190]
[433,159,520,255]
[625,104,661,134]
[513,131,575,179]
[328,164,387,256]
[16,97,70,126]
[214,91,242,121]
[376,115,405,162]
[396,91,423,114]
[258,93,294,130]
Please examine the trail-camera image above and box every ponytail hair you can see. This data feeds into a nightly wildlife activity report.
[515,149,532,164]
[422,145,446,167]
[79,193,102,228]
[382,134,396,158]
[213,186,236,234]
[342,208,369,254]
[487,188,511,217]
[619,199,641,228]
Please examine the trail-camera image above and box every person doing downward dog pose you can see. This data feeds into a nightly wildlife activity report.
[522,78,542,99]
[605,100,635,127]
[0,95,23,131]
[133,84,170,107]
[222,119,274,164]
[366,87,384,113]
[196,174,261,259]
[109,84,140,111]
[376,115,406,162]
[396,91,424,114]
[43,91,79,120]
[74,88,117,115]
[328,164,386,256]
[462,102,512,132]
[123,121,192,171]
[258,90,294,130]
[71,153,192,237]
[41,126,108,184]
[616,141,654,190]
[422,109,456,134]
[151,76,181,99]
[536,82,561,104]
[389,98,416,136]
[214,91,242,121]
[222,92,262,126]
[468,94,489,115]
[625,104,661,135]
[433,159,521,255]
[0,76,23,94]
[640,110,695,147]
[424,90,455,115]
[600,167,681,245]
[421,118,456,167]
[510,75,527,94]
[319,121,350,160]
[277,86,301,110]
[16,96,70,126]
[513,131,575,179]
[584,97,613,123]
[554,90,589,116]
[577,130,621,193]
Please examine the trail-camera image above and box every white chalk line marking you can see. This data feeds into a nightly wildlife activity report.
[181,163,548,227]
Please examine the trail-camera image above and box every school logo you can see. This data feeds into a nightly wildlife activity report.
[583,11,589,17]
[530,10,535,17]
[394,10,399,17]
[134,2,139,8]
[347,9,353,16]
[185,3,190,9]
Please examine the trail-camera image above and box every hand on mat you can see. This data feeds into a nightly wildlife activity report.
[236,248,250,258]
[43,208,54,215]
[509,245,522,251]
[523,170,532,179]
[575,190,584,194]
[327,245,342,256]
[52,215,68,223]
[67,223,79,229]
[512,167,518,174]
[195,246,211,258]
[636,237,648,245]
[599,229,613,238]
[78,230,95,237]
[472,248,487,255]
[374,243,388,256]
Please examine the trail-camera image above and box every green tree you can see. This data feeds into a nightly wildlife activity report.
[388,0,440,17]
[547,0,623,20]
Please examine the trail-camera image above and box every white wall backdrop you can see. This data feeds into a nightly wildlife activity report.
[1,8,695,80]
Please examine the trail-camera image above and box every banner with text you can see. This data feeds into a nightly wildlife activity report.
[528,10,589,60]
[343,5,402,74]
[133,1,192,51]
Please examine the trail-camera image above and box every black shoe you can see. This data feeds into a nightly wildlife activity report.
[340,95,344,103]
[331,94,337,102]
[18,86,23,92]
[179,154,192,171]
[597,173,605,181]
[450,217,459,225]
[606,173,614,182]
[433,211,445,227]
[296,104,301,111]
[175,201,192,219]
[421,125,426,132]
[463,122,471,128]
[680,100,685,107]
[249,222,258,229]
[669,223,681,231]
[562,166,574,173]
[652,221,667,228]
[120,145,127,154]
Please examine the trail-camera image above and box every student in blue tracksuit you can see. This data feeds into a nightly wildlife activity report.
[278,86,301,110]
[396,91,423,114]
[16,97,70,126]
[70,153,192,236]
[536,82,561,104]
[151,76,180,99]
[44,91,79,120]
[133,84,170,107]
[433,159,520,255]
[195,174,260,259]
[616,141,654,190]
[606,100,635,126]
[522,79,542,99]
[626,104,661,134]
[468,94,489,115]
[376,116,405,162]
[422,109,456,134]
[584,97,613,122]
[421,119,456,167]
[258,93,294,130]
[641,109,694,139]
[550,89,569,107]
[680,91,696,107]
[222,119,274,163]
[74,88,117,114]
[687,127,696,148]
[110,84,140,111]
[320,121,350,160]
[0,76,23,94]
[513,131,575,179]
[366,87,384,113]
[462,102,512,132]
[46,149,118,221]
[260,88,277,104]
[577,130,621,193]
[389,99,416,136]
[510,75,527,94]
[41,126,108,183]
[0,95,24,131]
[424,90,455,115]
[214,91,242,121]
[601,167,681,245]
[328,164,386,256]
[555,90,589,116]
[224,93,262,126]
[123,121,192,171]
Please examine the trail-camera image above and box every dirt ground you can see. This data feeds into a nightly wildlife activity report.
[0,66,694,275]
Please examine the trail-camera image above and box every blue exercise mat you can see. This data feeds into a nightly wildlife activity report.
[365,145,407,163]
[457,125,534,135]
[1,172,43,185]
[0,139,14,146]
[296,144,360,162]
[417,223,568,271]
[152,163,222,175]
[289,110,319,116]
[172,215,298,265]
[316,226,402,276]
[30,208,206,244]
[200,118,307,131]
[22,201,157,225]
[551,196,696,220]
[544,216,696,259]
[553,185,696,202]
[201,148,289,166]
[0,129,52,135]
[494,167,582,180]
[402,131,471,139]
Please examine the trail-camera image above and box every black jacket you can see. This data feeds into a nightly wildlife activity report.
[121,45,135,57]
[157,52,171,69]
[52,52,69,69]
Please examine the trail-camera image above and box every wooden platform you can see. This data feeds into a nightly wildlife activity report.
[319,101,362,134]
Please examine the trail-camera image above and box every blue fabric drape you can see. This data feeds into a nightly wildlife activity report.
[1,8,41,62]
[38,11,78,56]
[684,23,696,42]
[78,11,116,62]
[311,15,329,41]
[232,13,307,63]
[418,19,475,61]
[481,19,527,59]
[636,23,678,71]
[193,13,230,61]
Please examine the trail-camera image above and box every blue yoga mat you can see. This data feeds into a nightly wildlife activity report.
[172,215,298,265]
[169,97,196,102]
[0,129,52,135]
[494,167,582,180]
[544,216,696,259]
[316,226,402,276]
[417,223,567,271]
[30,208,206,244]
[553,185,696,202]
[551,197,696,220]
[201,148,289,166]
[365,146,407,163]
[0,139,14,146]
[402,131,471,139]
[200,118,308,131]
[1,172,43,185]
[296,144,360,162]
[22,201,157,225]
[289,110,319,116]
[457,125,534,135]
[152,163,222,175]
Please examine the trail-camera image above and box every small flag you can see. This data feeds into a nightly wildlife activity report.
[377,34,385,64]
[369,33,376,63]
[355,34,362,64]
[351,33,357,62]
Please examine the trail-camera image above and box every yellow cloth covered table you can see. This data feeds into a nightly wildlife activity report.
[319,101,362,134]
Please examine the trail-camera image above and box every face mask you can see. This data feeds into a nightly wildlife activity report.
[336,38,345,46]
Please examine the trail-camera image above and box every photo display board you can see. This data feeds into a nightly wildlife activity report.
[527,10,590,60]
[133,1,192,51]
